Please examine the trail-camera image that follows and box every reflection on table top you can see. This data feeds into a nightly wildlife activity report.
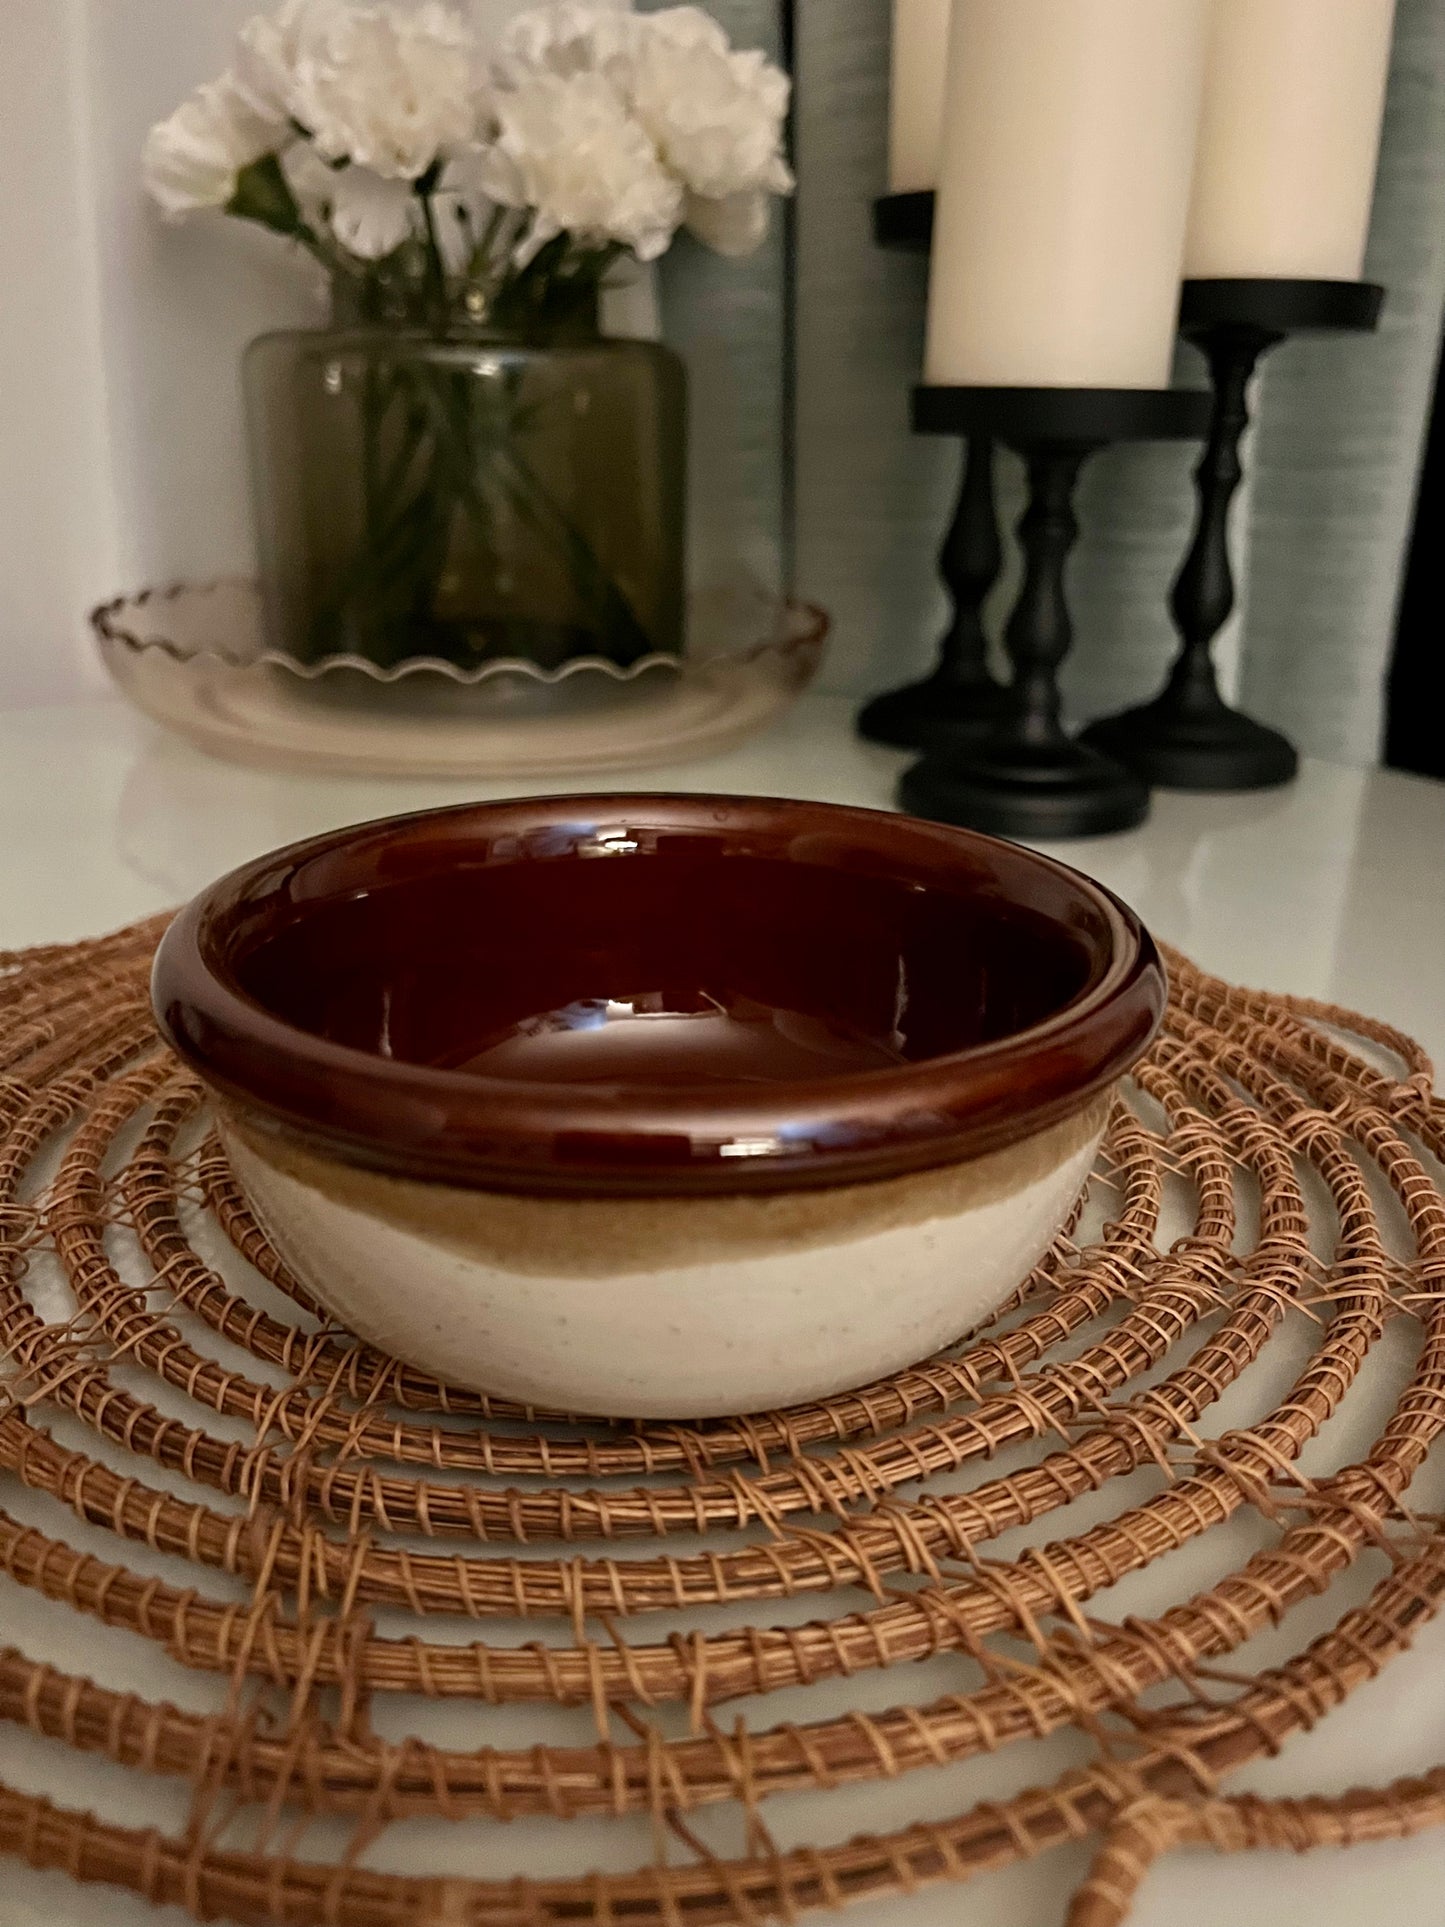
[2,693,1441,1060]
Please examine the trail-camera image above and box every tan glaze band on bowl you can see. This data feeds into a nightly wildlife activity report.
[224,1095,1111,1279]
[153,793,1165,1199]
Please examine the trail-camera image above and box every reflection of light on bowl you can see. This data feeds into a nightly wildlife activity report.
[154,795,1164,1419]
[91,579,827,778]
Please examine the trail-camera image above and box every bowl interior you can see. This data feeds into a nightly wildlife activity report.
[217,808,1108,1094]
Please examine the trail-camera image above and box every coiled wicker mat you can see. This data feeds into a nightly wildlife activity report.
[1,917,1444,1927]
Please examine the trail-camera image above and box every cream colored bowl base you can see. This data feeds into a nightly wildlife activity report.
[222,1100,1107,1419]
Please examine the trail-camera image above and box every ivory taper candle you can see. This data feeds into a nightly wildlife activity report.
[1185,0,1396,281]
[924,0,1208,389]
[888,0,952,193]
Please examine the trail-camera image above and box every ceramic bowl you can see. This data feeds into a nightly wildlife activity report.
[152,795,1165,1418]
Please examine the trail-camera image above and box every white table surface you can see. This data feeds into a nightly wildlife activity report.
[1,694,1443,1927]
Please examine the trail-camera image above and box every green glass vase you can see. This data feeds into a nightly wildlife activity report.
[243,322,687,673]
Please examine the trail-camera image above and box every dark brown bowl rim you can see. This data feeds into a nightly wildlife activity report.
[152,794,1166,1197]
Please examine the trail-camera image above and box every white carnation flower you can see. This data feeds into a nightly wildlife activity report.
[684,186,770,257]
[627,4,792,203]
[289,1,482,179]
[233,0,333,122]
[477,69,682,262]
[142,73,284,217]
[328,164,418,256]
[496,0,632,84]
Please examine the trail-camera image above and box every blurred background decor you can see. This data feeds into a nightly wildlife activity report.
[796,0,1445,780]
[130,0,792,714]
[886,0,1217,837]
[0,0,792,690]
[2,0,1441,774]
[866,3,1400,815]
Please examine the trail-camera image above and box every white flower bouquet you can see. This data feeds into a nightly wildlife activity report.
[143,0,792,671]
[144,0,792,328]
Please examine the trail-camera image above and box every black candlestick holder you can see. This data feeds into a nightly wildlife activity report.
[1082,277,1385,790]
[856,193,1008,749]
[856,434,1011,746]
[900,385,1211,840]
[872,191,934,250]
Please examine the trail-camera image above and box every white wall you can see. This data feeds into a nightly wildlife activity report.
[0,0,116,705]
[0,0,321,707]
[83,3,324,586]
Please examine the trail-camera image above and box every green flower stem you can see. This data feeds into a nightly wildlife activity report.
[418,187,450,331]
[437,365,654,662]
[493,441,653,662]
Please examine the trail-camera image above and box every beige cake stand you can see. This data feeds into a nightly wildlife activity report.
[92,580,828,778]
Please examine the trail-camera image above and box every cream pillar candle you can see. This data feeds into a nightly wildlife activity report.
[1185,0,1396,281]
[888,0,952,193]
[924,0,1208,390]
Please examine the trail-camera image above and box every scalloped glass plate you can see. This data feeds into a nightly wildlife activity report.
[92,581,828,778]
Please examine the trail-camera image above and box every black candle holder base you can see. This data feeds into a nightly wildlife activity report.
[899,383,1209,843]
[856,432,1006,751]
[858,673,1011,750]
[1083,278,1383,795]
[899,737,1149,840]
[1081,698,1298,791]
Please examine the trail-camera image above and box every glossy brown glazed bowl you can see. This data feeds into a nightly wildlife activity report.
[154,795,1165,1416]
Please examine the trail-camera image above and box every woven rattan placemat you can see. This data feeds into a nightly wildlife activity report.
[1,918,1443,1926]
